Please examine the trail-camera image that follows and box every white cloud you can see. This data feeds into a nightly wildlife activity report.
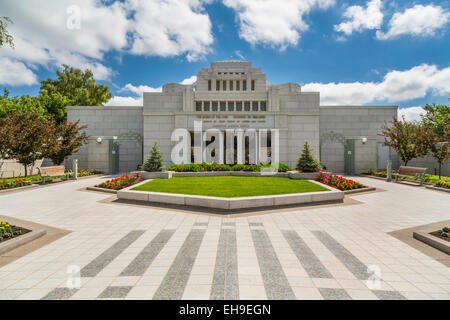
[180,75,198,85]
[398,106,425,123]
[334,0,383,36]
[127,0,214,61]
[0,0,129,80]
[107,75,197,106]
[303,64,450,105]
[223,0,335,49]
[377,4,450,40]
[0,0,214,85]
[0,58,38,86]
[104,96,143,106]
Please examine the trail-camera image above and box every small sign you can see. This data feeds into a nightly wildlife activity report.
[347,151,352,155]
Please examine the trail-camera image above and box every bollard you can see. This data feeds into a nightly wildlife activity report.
[73,159,78,180]
[386,160,392,182]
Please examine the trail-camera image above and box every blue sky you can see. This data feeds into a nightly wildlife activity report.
[0,0,449,121]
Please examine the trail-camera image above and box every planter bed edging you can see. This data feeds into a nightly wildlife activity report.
[425,185,450,194]
[344,187,377,195]
[0,229,47,255]
[117,179,344,211]
[86,186,118,194]
[413,231,450,255]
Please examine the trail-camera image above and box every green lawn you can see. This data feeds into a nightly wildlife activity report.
[132,176,329,198]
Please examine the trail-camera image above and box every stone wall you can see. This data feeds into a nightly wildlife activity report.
[402,155,450,177]
[67,106,143,173]
[0,159,43,178]
[319,106,397,173]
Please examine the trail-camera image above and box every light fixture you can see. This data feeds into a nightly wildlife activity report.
[362,137,368,144]
[96,137,102,143]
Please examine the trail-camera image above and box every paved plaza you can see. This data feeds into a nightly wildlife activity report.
[0,176,449,300]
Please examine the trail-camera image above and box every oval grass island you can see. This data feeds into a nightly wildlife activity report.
[117,176,344,212]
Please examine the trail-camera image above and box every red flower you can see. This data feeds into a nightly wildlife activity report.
[217,169,220,171]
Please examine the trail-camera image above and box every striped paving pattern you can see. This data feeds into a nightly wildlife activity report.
[120,230,175,277]
[38,224,414,300]
[153,229,206,300]
[210,228,239,300]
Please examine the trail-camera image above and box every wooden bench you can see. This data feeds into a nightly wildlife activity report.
[37,166,69,184]
[394,166,427,186]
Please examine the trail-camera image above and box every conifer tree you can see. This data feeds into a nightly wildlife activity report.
[143,142,165,172]
[296,141,322,172]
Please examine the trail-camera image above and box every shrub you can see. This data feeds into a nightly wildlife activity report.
[296,142,322,172]
[143,142,165,172]
[167,162,292,173]
[315,173,364,191]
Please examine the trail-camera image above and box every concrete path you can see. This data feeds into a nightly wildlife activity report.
[0,176,449,300]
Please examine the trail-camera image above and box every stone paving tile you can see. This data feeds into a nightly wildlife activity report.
[282,230,333,279]
[210,228,239,300]
[153,229,206,300]
[1,176,450,300]
[120,230,175,276]
[372,290,407,300]
[98,286,133,299]
[80,230,145,277]
[312,231,370,281]
[41,287,79,300]
[251,229,295,300]
[319,288,352,300]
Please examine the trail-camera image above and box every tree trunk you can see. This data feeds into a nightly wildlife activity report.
[24,164,28,177]
[439,162,442,179]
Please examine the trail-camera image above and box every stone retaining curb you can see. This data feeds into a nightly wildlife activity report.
[413,231,450,255]
[86,186,118,194]
[117,179,344,211]
[0,229,47,255]
[425,185,450,194]
[344,187,376,195]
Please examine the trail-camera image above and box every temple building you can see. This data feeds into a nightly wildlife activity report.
[67,60,399,174]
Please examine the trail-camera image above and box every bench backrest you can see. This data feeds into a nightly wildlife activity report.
[39,166,65,177]
[398,166,427,176]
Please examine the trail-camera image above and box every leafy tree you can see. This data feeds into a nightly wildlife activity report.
[47,120,88,165]
[380,117,431,166]
[0,91,47,118]
[0,112,55,176]
[0,16,14,49]
[421,103,450,177]
[296,141,322,172]
[40,65,113,106]
[143,142,165,172]
[422,103,450,137]
[37,90,71,124]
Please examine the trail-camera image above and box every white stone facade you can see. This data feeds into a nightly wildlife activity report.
[67,60,401,174]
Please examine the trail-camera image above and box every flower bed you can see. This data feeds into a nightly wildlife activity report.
[167,162,292,173]
[0,221,29,243]
[430,227,450,243]
[0,170,102,191]
[68,170,102,178]
[362,170,449,184]
[0,178,32,190]
[435,180,450,189]
[315,173,364,191]
[97,173,141,190]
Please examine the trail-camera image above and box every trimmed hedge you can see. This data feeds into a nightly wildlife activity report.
[167,162,293,173]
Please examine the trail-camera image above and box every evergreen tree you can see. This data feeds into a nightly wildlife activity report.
[143,142,165,172]
[296,142,322,172]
